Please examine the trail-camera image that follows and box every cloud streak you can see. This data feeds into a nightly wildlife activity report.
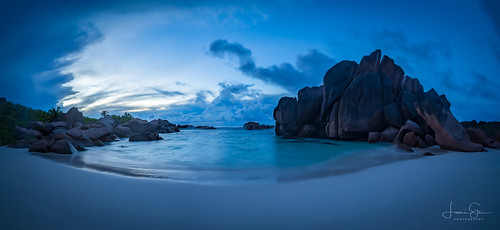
[209,39,335,92]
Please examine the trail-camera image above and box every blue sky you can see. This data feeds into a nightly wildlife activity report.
[1,0,499,125]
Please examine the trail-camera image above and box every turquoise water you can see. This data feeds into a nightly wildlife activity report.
[71,127,400,183]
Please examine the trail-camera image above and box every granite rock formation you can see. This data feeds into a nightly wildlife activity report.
[274,50,486,152]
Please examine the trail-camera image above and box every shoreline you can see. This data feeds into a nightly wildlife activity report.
[1,146,499,229]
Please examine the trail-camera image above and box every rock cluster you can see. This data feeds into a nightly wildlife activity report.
[13,108,180,154]
[274,50,492,152]
[243,122,274,130]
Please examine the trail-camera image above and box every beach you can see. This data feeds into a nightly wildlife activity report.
[1,146,498,230]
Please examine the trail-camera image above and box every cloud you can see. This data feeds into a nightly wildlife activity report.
[208,39,335,92]
[152,88,185,97]
[0,0,268,110]
[146,82,282,126]
[480,0,500,39]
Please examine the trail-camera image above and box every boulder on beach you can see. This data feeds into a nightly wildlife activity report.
[273,49,481,152]
[50,139,77,154]
[123,118,156,133]
[113,125,132,138]
[415,89,483,152]
[13,126,42,140]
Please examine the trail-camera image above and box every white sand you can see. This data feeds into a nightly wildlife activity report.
[0,146,499,230]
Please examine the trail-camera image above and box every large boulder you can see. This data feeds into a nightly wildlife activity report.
[296,86,323,125]
[66,128,93,147]
[336,73,393,139]
[50,121,68,130]
[380,55,404,96]
[113,125,132,138]
[320,60,358,120]
[325,102,340,138]
[384,102,403,127]
[123,119,156,133]
[129,132,163,142]
[151,119,178,133]
[82,126,113,141]
[466,128,494,148]
[415,89,483,152]
[28,139,53,153]
[273,97,299,136]
[98,115,116,127]
[354,49,381,77]
[13,126,42,140]
[50,139,78,154]
[65,107,85,128]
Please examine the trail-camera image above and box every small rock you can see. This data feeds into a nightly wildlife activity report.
[380,127,399,142]
[93,140,104,146]
[397,143,414,152]
[424,134,435,146]
[423,152,434,156]
[368,132,381,143]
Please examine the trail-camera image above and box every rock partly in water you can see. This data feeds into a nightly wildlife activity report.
[274,97,299,136]
[113,125,132,138]
[177,124,194,129]
[380,127,399,142]
[50,139,77,154]
[243,122,274,130]
[368,132,381,143]
[129,132,163,142]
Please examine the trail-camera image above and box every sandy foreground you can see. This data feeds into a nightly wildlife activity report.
[0,146,499,230]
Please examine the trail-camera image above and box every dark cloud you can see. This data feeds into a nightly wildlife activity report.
[440,70,499,100]
[369,29,451,76]
[208,39,335,92]
[152,88,185,97]
[0,0,259,110]
[480,0,500,39]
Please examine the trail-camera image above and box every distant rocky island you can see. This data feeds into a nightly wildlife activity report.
[273,50,500,152]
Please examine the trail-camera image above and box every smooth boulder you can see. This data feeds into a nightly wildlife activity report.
[129,132,163,142]
[415,89,483,152]
[50,139,77,154]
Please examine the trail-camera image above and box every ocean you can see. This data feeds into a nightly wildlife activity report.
[39,127,420,184]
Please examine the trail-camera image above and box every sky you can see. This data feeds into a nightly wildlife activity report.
[1,0,499,125]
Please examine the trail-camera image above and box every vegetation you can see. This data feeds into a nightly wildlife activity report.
[111,112,134,125]
[461,120,500,137]
[0,98,50,145]
[100,110,109,117]
[0,98,100,146]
